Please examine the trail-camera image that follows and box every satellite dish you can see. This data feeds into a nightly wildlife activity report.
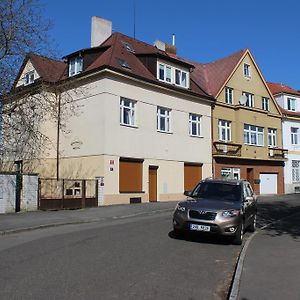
[239,95,247,105]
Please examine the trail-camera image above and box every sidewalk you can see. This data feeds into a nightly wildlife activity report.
[237,197,300,300]
[0,201,175,234]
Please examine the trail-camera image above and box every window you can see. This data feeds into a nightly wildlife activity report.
[119,158,143,193]
[189,114,202,137]
[225,87,233,104]
[159,63,172,83]
[292,160,300,182]
[221,168,240,180]
[287,97,296,111]
[218,120,231,142]
[117,58,130,69]
[69,57,83,76]
[157,62,189,88]
[243,92,254,107]
[157,107,171,132]
[262,97,269,111]
[244,63,251,77]
[120,98,136,126]
[244,124,264,146]
[175,69,187,87]
[24,71,35,85]
[291,127,299,145]
[268,128,276,148]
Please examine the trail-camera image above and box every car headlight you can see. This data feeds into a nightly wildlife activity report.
[221,210,240,218]
[175,204,186,212]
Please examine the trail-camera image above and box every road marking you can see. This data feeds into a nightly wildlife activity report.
[228,210,300,300]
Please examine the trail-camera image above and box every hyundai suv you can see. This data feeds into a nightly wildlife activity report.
[173,179,257,245]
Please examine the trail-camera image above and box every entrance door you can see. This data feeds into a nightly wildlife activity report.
[260,173,277,194]
[149,166,158,202]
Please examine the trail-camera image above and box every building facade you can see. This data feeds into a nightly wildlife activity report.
[268,82,300,193]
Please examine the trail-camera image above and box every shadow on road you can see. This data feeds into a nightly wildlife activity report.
[257,199,300,240]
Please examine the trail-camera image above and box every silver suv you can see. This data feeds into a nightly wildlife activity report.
[173,179,257,245]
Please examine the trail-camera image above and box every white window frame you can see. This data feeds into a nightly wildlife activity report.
[218,120,231,142]
[189,114,202,137]
[120,97,136,127]
[268,128,276,148]
[244,63,251,78]
[225,87,233,104]
[292,160,300,183]
[69,57,83,77]
[244,124,264,146]
[291,127,299,145]
[287,97,296,111]
[175,69,187,88]
[262,97,269,111]
[243,92,254,107]
[157,107,171,133]
[24,71,35,85]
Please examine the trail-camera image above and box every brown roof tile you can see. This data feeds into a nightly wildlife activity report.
[267,82,300,97]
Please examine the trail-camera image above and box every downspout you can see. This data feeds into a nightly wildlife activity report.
[56,92,61,181]
[211,102,215,178]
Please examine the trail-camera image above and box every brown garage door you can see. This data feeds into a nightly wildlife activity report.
[184,163,202,192]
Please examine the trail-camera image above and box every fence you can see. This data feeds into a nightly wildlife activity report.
[39,178,98,210]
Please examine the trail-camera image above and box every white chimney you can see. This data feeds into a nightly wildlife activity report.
[154,40,166,51]
[91,16,112,47]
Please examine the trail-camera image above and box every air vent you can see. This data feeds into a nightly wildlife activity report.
[121,41,135,53]
[117,58,130,69]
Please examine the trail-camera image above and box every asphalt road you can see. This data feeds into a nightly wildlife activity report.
[0,209,240,300]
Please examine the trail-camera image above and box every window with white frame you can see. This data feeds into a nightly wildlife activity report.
[157,107,171,132]
[292,160,300,182]
[158,62,189,88]
[244,63,251,77]
[262,97,269,111]
[225,87,233,104]
[244,124,264,146]
[175,69,187,87]
[218,120,231,142]
[243,92,254,107]
[69,56,83,76]
[268,128,276,148]
[120,97,136,126]
[291,127,299,145]
[24,71,35,85]
[189,114,202,137]
[287,97,296,111]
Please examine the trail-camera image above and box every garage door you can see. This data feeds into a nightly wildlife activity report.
[184,164,202,192]
[260,173,277,194]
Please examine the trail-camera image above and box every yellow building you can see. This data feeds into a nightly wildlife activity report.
[191,49,286,194]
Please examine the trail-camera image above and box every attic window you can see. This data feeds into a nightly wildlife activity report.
[117,58,130,69]
[24,71,35,85]
[121,41,135,53]
[69,56,83,77]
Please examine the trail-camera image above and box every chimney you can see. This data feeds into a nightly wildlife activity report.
[154,39,176,56]
[91,16,112,47]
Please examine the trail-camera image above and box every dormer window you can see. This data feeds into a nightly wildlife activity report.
[24,71,35,85]
[158,61,189,88]
[69,57,83,77]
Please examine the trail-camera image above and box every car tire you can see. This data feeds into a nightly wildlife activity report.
[233,222,244,245]
[248,214,256,233]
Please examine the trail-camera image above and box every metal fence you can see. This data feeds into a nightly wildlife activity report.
[39,178,98,210]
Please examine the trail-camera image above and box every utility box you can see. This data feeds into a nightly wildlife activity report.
[0,172,38,214]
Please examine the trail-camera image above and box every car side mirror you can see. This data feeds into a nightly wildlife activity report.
[184,191,191,197]
[244,196,253,203]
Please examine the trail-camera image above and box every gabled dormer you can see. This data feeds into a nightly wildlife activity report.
[16,59,40,87]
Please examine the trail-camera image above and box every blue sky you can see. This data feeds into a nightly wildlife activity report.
[43,0,300,89]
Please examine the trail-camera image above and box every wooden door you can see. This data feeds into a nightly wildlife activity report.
[149,166,158,202]
[184,163,202,192]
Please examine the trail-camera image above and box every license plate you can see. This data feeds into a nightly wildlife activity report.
[189,224,210,232]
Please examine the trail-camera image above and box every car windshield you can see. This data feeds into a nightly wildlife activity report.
[191,182,241,202]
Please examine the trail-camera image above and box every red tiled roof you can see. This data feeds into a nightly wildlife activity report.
[28,53,66,82]
[185,49,247,96]
[267,82,300,97]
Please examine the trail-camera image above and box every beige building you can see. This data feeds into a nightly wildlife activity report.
[189,49,286,195]
[8,17,214,205]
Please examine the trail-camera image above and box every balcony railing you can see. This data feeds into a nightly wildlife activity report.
[268,148,288,159]
[213,141,242,157]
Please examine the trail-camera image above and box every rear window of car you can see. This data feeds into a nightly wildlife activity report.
[191,182,242,202]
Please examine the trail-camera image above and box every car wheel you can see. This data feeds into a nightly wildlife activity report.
[233,222,244,245]
[248,214,256,233]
